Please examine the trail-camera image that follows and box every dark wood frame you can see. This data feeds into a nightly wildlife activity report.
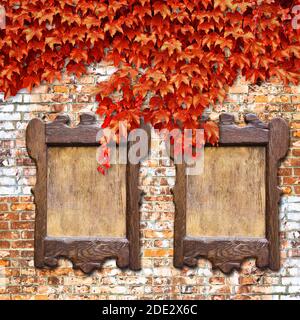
[26,112,148,274]
[173,113,289,274]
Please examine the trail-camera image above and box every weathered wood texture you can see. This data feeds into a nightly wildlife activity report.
[174,113,289,273]
[26,112,146,273]
[126,161,142,270]
[183,237,269,274]
[267,118,289,270]
[47,147,126,237]
[173,164,187,268]
[187,147,266,238]
[46,113,100,145]
[44,238,129,274]
[26,118,47,268]
[219,113,269,145]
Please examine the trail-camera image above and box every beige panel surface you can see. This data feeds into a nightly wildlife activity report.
[47,147,126,237]
[186,147,266,238]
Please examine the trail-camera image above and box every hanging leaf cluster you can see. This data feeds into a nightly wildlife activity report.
[0,0,300,145]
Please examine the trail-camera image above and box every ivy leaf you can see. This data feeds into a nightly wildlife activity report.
[0,0,299,150]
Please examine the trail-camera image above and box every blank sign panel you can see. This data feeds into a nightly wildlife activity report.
[47,147,127,238]
[186,147,266,238]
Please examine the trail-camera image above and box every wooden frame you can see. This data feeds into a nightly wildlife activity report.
[26,112,147,274]
[173,113,289,273]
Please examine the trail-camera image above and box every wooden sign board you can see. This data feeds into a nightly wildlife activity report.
[174,114,289,273]
[26,113,144,273]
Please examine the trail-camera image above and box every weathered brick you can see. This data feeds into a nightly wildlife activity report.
[295,186,300,194]
[144,249,173,257]
[209,277,226,285]
[0,203,8,211]
[0,241,10,248]
[254,96,268,103]
[283,177,300,185]
[53,85,69,93]
[0,66,299,300]
[0,212,19,221]
[20,230,34,239]
[11,222,34,230]
[285,158,300,167]
[0,131,17,139]
[10,203,34,211]
[11,240,34,249]
[0,113,21,121]
[0,177,16,186]
[0,222,9,230]
[143,230,173,239]
[292,96,300,104]
[0,231,20,239]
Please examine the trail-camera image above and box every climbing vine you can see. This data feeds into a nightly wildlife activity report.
[0,0,299,149]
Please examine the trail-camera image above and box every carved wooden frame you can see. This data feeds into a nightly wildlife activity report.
[173,113,289,273]
[26,112,146,274]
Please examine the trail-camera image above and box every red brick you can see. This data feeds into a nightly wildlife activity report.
[294,186,300,194]
[0,231,20,239]
[144,249,173,257]
[21,250,33,258]
[210,286,231,295]
[16,158,34,166]
[11,221,34,230]
[51,104,67,113]
[0,203,8,211]
[239,276,261,285]
[283,177,300,185]
[48,276,60,285]
[53,86,69,93]
[211,295,228,300]
[21,230,34,239]
[281,104,295,112]
[0,241,10,248]
[0,212,20,221]
[0,259,10,267]
[20,212,35,220]
[254,96,268,103]
[292,149,300,157]
[282,186,292,195]
[7,286,21,294]
[143,230,173,239]
[0,221,9,230]
[292,95,300,103]
[5,268,20,277]
[10,203,34,211]
[0,196,18,203]
[278,168,292,176]
[293,130,300,138]
[8,250,20,258]
[209,277,225,285]
[79,86,97,94]
[11,240,34,249]
[291,121,300,129]
[285,158,300,167]
[19,196,33,202]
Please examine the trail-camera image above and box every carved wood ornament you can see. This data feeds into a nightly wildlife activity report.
[26,113,147,274]
[173,114,289,274]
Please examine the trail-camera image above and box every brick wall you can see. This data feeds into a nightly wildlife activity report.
[0,63,300,300]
